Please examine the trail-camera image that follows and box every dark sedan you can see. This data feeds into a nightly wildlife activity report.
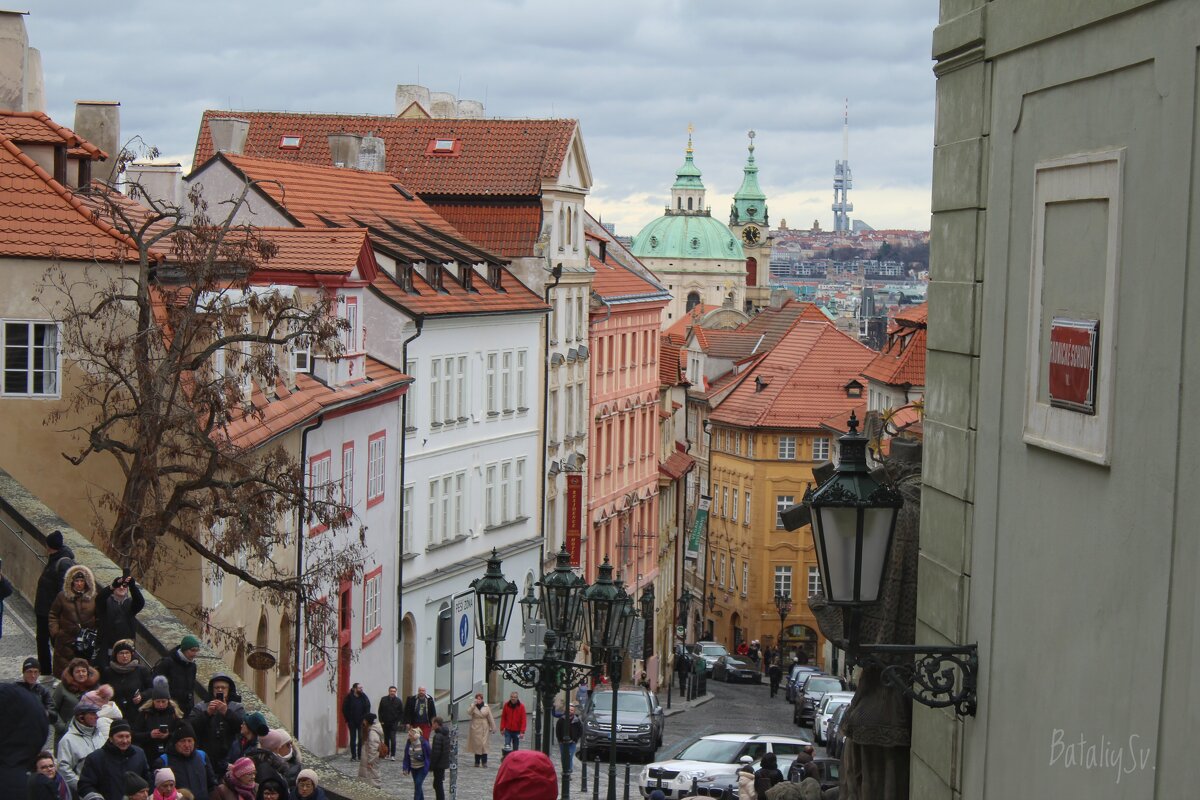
[793,674,849,727]
[712,655,762,683]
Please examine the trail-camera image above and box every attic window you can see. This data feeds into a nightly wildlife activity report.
[279,135,303,150]
[425,138,462,157]
[845,380,864,399]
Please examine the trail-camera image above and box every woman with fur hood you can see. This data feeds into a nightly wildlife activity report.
[137,676,186,762]
[48,564,98,676]
[51,657,100,739]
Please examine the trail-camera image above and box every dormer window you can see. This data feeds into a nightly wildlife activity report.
[487,264,504,290]
[425,138,462,156]
[845,379,864,398]
[279,135,303,150]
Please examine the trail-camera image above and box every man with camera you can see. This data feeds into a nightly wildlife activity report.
[186,673,245,777]
[94,571,145,668]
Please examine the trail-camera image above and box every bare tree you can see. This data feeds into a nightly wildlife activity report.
[39,169,364,669]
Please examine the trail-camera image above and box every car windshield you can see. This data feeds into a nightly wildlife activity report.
[673,739,745,763]
[592,693,650,714]
[727,657,752,668]
[806,677,843,692]
[701,645,728,657]
[824,699,850,716]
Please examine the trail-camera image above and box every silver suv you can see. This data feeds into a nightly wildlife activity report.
[580,686,665,764]
[688,641,730,676]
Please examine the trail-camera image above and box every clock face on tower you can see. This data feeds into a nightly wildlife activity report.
[742,225,761,245]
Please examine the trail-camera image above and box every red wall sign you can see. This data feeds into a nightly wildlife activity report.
[565,474,583,567]
[1048,318,1099,414]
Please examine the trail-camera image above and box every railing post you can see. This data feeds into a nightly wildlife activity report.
[623,763,630,800]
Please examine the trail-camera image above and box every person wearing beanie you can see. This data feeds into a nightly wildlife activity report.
[291,769,326,800]
[136,676,185,762]
[35,530,74,673]
[254,775,286,800]
[16,655,56,728]
[78,719,152,800]
[259,728,301,786]
[158,721,218,800]
[152,767,179,800]
[492,750,558,800]
[103,640,154,721]
[84,683,125,736]
[401,724,431,799]
[226,711,268,766]
[95,573,145,669]
[211,757,256,800]
[48,564,98,676]
[185,673,244,777]
[57,700,108,794]
[153,636,200,712]
[124,770,151,800]
[52,657,101,739]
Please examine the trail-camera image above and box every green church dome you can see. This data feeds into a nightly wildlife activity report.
[631,213,744,260]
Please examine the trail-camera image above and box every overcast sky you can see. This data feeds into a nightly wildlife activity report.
[24,0,937,235]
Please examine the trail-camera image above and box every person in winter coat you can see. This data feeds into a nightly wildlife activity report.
[767,659,783,698]
[82,684,125,737]
[466,692,495,767]
[158,722,218,800]
[289,768,325,800]
[554,703,582,776]
[28,750,70,800]
[735,755,757,800]
[186,673,245,777]
[752,752,785,797]
[257,729,301,788]
[94,574,145,668]
[35,530,75,674]
[499,692,527,753]
[78,720,152,800]
[49,564,98,676]
[225,711,268,773]
[152,767,180,800]
[340,684,370,761]
[52,658,101,738]
[17,656,56,728]
[254,774,287,800]
[376,686,403,759]
[356,713,383,787]
[153,636,201,714]
[401,725,431,800]
[57,700,107,793]
[428,716,450,800]
[103,641,153,723]
[403,686,436,740]
[492,750,558,800]
[135,677,185,762]
[211,756,256,800]
[0,681,50,798]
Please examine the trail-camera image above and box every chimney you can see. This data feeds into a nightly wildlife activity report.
[124,162,182,210]
[327,133,362,168]
[456,99,485,118]
[395,84,431,117]
[357,133,385,172]
[429,91,457,118]
[24,46,43,110]
[74,101,121,185]
[208,117,250,156]
[755,376,766,393]
[0,11,29,111]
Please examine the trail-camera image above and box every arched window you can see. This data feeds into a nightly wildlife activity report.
[558,208,565,249]
[686,291,701,312]
[687,197,694,210]
[746,257,758,285]
[278,614,293,680]
[567,207,574,247]
[677,198,682,210]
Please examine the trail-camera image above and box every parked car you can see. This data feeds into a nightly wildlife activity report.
[786,756,842,790]
[580,686,665,764]
[825,703,848,759]
[813,691,855,744]
[697,753,799,799]
[712,654,762,684]
[640,732,810,799]
[784,664,823,702]
[688,641,730,676]
[794,674,849,727]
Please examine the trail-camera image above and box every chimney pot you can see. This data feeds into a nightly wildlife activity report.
[327,133,362,169]
[208,117,250,156]
[73,100,121,186]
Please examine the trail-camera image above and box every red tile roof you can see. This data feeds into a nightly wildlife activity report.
[659,335,683,387]
[894,303,928,325]
[223,356,409,449]
[659,449,696,480]
[709,319,877,430]
[862,327,926,387]
[426,199,543,257]
[370,265,547,319]
[0,137,135,261]
[0,111,108,159]
[193,112,578,197]
[664,305,720,341]
[590,255,670,302]
[254,227,375,276]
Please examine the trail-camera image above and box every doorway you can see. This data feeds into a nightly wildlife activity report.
[335,579,352,749]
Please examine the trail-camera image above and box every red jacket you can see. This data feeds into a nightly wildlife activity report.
[500,700,526,733]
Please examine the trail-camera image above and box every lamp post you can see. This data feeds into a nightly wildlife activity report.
[639,583,655,675]
[471,546,596,799]
[801,412,979,715]
[667,587,693,710]
[774,591,792,658]
[582,558,636,800]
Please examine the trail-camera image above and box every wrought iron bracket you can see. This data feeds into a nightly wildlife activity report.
[486,656,598,694]
[846,642,979,716]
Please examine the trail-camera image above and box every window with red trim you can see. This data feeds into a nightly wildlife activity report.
[308,450,333,535]
[341,442,355,512]
[425,138,462,156]
[279,135,303,150]
[362,566,383,645]
[302,597,328,683]
[366,431,386,508]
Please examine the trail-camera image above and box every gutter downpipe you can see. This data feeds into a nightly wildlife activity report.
[397,317,425,678]
[539,263,563,572]
[296,413,325,741]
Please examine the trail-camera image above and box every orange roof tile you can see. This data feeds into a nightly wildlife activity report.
[709,320,876,430]
[589,255,670,303]
[862,327,926,387]
[659,335,683,386]
[223,356,410,449]
[254,227,375,277]
[0,137,135,261]
[664,305,719,341]
[426,200,543,257]
[0,111,108,159]
[193,112,577,197]
[659,450,696,480]
[369,264,547,319]
[894,303,928,326]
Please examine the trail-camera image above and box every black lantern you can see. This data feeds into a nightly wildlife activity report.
[540,545,586,637]
[806,412,903,605]
[639,583,655,622]
[519,582,539,627]
[470,548,517,644]
[583,557,621,653]
[676,587,693,622]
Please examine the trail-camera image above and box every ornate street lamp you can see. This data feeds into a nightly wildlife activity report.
[471,549,517,648]
[518,582,539,627]
[639,583,655,661]
[582,558,635,800]
[802,412,979,716]
[774,591,792,655]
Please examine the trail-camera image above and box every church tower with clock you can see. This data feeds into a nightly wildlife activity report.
[729,131,773,312]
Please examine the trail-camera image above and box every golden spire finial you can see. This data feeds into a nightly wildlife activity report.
[686,122,694,155]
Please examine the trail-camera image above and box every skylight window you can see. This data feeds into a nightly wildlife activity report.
[279,135,302,149]
[425,138,462,157]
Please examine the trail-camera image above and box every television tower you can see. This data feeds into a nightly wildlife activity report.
[832,100,853,232]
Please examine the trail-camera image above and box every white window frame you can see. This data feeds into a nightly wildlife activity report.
[2,320,61,397]
[775,495,795,529]
[742,561,749,596]
[778,435,796,460]
[342,442,355,509]
[731,488,739,523]
[812,436,831,461]
[402,485,414,553]
[744,490,752,525]
[808,566,821,598]
[485,464,497,527]
[367,433,386,506]
[774,565,793,598]
[363,571,381,634]
[516,349,528,411]
[486,352,499,415]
